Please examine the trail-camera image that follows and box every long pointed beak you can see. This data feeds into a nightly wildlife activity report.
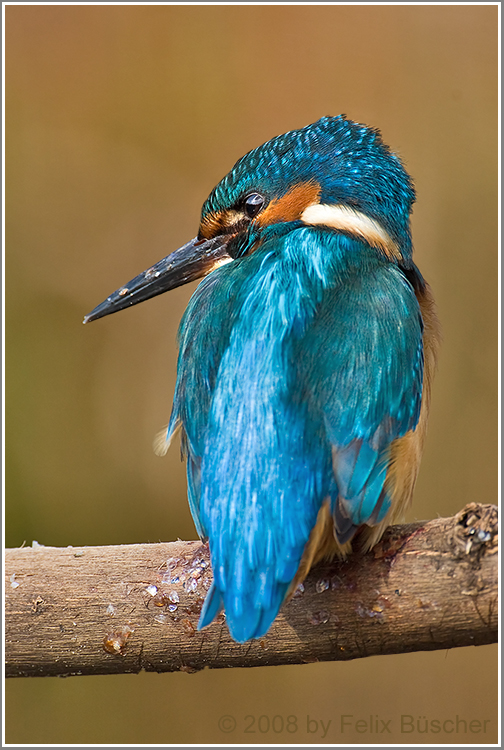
[84,235,232,323]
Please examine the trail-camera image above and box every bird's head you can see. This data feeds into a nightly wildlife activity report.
[85,116,415,323]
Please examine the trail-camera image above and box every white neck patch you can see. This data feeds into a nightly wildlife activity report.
[300,203,400,260]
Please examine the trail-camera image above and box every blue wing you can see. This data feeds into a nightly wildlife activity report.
[195,245,331,642]
[296,263,424,542]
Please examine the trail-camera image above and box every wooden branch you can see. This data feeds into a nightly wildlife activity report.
[5,503,497,678]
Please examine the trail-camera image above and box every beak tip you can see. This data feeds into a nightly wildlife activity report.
[83,306,107,324]
[83,234,230,325]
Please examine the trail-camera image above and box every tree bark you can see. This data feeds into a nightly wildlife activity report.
[5,503,497,678]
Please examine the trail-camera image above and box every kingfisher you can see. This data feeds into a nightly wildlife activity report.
[85,116,440,643]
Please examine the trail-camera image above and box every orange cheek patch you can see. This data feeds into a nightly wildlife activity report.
[256,180,321,227]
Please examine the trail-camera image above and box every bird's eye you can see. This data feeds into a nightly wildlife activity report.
[243,193,265,219]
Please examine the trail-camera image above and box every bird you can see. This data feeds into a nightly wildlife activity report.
[85,115,440,643]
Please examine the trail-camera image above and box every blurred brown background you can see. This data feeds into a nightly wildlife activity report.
[6,4,498,745]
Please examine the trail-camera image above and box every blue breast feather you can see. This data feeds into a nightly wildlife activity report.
[166,227,424,642]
